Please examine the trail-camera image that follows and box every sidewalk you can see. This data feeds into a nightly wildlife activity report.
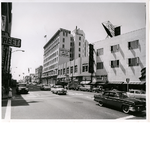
[2,88,13,100]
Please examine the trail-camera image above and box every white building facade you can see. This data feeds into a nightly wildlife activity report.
[42,27,146,91]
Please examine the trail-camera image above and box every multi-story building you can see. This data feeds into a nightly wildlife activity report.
[94,28,146,90]
[35,66,43,83]
[42,28,71,85]
[42,26,146,91]
[56,27,92,84]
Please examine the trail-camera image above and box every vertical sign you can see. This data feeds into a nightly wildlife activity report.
[1,15,6,31]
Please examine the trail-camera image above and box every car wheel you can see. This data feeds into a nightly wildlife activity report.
[122,105,130,114]
[99,101,103,107]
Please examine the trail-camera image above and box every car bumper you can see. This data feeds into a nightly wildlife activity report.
[18,90,28,93]
[129,106,146,112]
[58,91,67,94]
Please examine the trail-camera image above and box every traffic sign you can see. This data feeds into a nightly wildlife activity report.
[126,78,130,83]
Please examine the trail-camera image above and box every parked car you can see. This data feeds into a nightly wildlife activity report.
[16,83,29,94]
[92,86,103,93]
[40,84,51,91]
[79,84,92,92]
[127,89,146,101]
[51,85,67,95]
[94,90,146,114]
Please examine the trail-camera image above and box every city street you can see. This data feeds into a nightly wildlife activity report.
[2,85,146,120]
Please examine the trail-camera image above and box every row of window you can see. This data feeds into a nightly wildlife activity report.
[44,63,58,72]
[44,57,139,76]
[58,63,89,76]
[97,57,139,69]
[44,57,58,67]
[44,38,59,55]
[44,51,58,63]
[97,40,139,56]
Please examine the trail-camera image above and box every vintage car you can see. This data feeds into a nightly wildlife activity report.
[16,83,29,94]
[51,85,67,95]
[92,86,103,93]
[127,89,146,101]
[94,90,146,114]
[40,84,51,91]
[79,84,92,92]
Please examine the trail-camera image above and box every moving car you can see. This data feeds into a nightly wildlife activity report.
[79,85,92,92]
[127,89,146,101]
[94,90,146,114]
[16,83,29,94]
[51,85,67,95]
[40,84,51,91]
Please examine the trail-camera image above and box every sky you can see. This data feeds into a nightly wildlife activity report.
[10,0,147,81]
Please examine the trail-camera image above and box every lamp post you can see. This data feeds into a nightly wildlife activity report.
[12,49,25,53]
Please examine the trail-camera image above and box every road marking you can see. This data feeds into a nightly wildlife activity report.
[116,115,135,120]
[5,99,11,120]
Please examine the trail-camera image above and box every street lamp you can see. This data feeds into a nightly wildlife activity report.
[12,49,25,53]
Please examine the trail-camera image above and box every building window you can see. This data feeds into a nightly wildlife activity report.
[74,65,78,73]
[79,54,80,57]
[111,44,119,53]
[62,44,65,48]
[111,60,119,68]
[63,32,65,36]
[63,68,65,74]
[82,64,88,72]
[128,57,139,66]
[79,48,80,52]
[128,40,139,50]
[67,67,69,74]
[79,37,81,40]
[97,48,103,56]
[63,38,65,42]
[60,69,62,75]
[58,70,60,75]
[97,62,103,69]
[70,66,73,73]
[79,42,81,46]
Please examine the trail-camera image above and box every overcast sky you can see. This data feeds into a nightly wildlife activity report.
[10,1,146,81]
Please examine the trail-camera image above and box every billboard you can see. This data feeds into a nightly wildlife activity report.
[102,21,121,38]
[59,49,70,57]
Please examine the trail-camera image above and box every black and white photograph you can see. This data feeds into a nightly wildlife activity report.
[1,0,150,150]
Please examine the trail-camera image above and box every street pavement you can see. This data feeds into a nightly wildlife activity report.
[1,85,146,120]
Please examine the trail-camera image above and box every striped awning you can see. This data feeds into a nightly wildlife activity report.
[124,81,146,85]
[108,81,124,84]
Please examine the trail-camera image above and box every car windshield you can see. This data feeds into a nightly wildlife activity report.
[118,92,128,98]
[56,85,63,88]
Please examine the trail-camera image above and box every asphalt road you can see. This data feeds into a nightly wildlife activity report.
[2,85,146,120]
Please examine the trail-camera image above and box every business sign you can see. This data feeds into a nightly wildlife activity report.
[2,31,21,48]
[59,49,69,57]
[1,15,6,31]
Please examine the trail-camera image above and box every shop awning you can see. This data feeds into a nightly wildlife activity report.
[80,81,91,84]
[124,81,146,85]
[108,81,124,84]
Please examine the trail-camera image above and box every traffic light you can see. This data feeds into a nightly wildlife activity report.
[89,44,94,73]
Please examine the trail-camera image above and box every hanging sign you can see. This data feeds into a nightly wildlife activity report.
[2,31,21,48]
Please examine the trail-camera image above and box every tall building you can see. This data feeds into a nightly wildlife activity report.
[42,28,71,85]
[42,26,146,91]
